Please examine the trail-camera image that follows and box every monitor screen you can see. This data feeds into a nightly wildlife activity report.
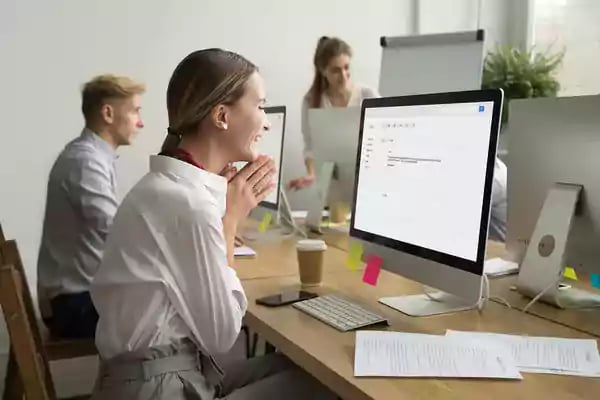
[353,100,495,262]
[234,106,286,209]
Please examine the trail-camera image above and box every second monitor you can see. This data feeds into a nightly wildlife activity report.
[235,106,291,228]
[305,107,361,231]
[506,95,600,308]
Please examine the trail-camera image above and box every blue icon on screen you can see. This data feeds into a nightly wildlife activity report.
[478,105,485,112]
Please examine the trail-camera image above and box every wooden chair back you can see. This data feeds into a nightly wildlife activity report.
[0,264,56,399]
[0,240,56,398]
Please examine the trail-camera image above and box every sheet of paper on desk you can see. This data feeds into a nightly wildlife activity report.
[446,330,600,377]
[234,245,257,258]
[290,210,330,219]
[484,258,519,277]
[354,331,522,379]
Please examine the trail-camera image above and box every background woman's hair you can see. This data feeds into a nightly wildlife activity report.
[306,36,352,108]
[160,48,257,154]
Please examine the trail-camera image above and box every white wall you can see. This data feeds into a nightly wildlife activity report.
[0,0,412,351]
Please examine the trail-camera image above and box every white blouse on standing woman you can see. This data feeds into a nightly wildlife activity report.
[300,84,379,158]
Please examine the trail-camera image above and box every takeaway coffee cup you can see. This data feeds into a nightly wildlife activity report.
[296,239,328,287]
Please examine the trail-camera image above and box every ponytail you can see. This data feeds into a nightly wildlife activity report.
[307,36,329,108]
[159,128,182,155]
[308,71,325,108]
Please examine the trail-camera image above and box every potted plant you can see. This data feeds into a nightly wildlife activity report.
[481,45,565,124]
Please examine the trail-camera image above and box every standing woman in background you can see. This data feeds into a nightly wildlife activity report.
[288,36,379,190]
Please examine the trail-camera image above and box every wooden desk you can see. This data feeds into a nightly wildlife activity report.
[474,241,600,338]
[490,275,600,338]
[243,267,600,400]
[315,228,600,338]
[242,220,600,339]
[235,235,350,281]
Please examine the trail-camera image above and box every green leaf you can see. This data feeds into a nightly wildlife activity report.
[481,45,564,104]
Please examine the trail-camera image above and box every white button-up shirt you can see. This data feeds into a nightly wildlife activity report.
[91,155,247,360]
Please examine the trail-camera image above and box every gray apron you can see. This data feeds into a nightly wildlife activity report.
[91,339,224,400]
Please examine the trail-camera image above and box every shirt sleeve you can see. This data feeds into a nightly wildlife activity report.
[164,205,247,355]
[301,97,314,160]
[66,159,118,239]
[489,158,508,242]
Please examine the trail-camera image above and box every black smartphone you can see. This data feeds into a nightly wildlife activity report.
[255,290,318,307]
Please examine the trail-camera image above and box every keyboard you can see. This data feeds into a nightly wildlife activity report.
[292,294,389,332]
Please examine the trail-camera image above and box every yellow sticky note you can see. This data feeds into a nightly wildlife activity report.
[563,266,578,280]
[258,212,272,233]
[345,242,364,270]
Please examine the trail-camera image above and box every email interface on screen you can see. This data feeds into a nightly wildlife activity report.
[354,101,494,261]
[234,111,284,206]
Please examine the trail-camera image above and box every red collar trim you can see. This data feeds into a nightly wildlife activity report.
[159,148,205,170]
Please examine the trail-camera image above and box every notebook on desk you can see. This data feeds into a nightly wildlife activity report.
[234,245,256,258]
[291,210,330,219]
[484,258,519,278]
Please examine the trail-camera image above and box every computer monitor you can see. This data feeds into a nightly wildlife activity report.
[305,107,361,231]
[256,105,285,210]
[506,95,600,308]
[234,105,285,206]
[233,106,296,233]
[350,89,503,316]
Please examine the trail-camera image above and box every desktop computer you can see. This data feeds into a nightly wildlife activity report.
[235,106,297,236]
[305,107,361,232]
[350,89,504,316]
[505,95,600,308]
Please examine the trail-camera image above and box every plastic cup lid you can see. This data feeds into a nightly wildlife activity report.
[296,239,327,251]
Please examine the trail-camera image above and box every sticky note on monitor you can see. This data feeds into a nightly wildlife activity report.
[563,266,578,280]
[362,254,382,286]
[258,212,272,233]
[345,242,364,270]
[591,273,600,289]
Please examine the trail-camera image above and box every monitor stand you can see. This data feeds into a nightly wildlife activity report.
[516,183,600,309]
[243,189,306,242]
[379,291,481,317]
[306,161,336,234]
[277,189,306,237]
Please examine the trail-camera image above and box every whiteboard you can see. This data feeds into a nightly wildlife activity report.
[379,30,485,97]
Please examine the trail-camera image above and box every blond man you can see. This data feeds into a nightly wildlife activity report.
[37,75,145,339]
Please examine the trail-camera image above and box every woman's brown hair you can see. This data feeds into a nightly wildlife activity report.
[306,36,352,108]
[161,48,257,154]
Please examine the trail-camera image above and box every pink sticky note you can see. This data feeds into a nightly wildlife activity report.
[362,254,382,286]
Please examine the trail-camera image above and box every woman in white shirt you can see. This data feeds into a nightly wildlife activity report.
[289,36,379,190]
[90,49,334,399]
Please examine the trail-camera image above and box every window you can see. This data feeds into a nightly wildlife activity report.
[533,0,600,96]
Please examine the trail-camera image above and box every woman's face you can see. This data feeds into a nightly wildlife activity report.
[322,53,352,91]
[223,71,270,163]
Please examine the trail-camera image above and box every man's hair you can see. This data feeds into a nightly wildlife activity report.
[81,74,146,122]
